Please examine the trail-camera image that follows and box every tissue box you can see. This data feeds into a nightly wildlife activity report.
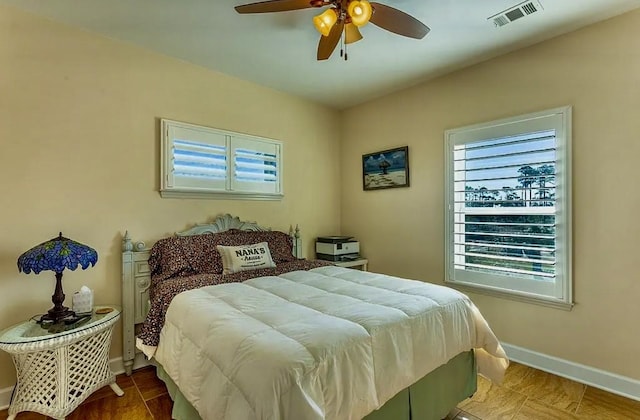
[72,286,93,314]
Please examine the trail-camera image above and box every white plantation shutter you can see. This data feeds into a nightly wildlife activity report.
[231,136,281,194]
[444,107,572,308]
[161,120,283,199]
[166,125,227,191]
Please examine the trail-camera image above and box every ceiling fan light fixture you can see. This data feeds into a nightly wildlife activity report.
[345,23,363,44]
[235,0,430,61]
[313,8,338,37]
[347,0,372,27]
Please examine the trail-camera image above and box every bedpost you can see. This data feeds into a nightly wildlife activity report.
[122,231,135,376]
[290,224,303,259]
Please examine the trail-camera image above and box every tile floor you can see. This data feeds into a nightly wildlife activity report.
[451,362,640,419]
[0,366,170,420]
[2,362,640,419]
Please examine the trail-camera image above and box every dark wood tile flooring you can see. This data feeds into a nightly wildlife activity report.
[2,362,640,419]
[0,366,165,420]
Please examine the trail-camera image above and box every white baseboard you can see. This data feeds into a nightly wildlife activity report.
[110,354,152,375]
[502,342,640,402]
[0,355,151,411]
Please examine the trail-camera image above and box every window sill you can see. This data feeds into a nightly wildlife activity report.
[160,190,283,201]
[445,281,574,311]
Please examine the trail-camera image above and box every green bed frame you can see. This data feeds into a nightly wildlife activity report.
[155,350,476,420]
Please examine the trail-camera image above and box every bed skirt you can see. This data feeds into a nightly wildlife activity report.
[154,350,477,420]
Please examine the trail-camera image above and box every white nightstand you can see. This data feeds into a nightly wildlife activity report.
[334,258,368,271]
[0,306,123,419]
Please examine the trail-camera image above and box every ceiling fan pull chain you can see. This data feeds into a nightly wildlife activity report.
[341,24,348,61]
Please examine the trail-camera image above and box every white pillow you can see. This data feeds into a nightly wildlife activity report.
[216,242,276,275]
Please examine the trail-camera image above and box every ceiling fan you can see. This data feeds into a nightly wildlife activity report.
[235,0,430,61]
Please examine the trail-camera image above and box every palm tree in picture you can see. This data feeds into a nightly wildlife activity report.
[379,159,391,175]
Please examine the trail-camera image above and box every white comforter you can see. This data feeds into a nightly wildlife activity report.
[154,266,508,420]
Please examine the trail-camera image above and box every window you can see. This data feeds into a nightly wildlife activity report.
[444,107,572,309]
[160,119,282,200]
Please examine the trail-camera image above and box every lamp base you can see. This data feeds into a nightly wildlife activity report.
[38,271,76,324]
[40,306,75,324]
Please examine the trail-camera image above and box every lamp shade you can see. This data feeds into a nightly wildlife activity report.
[345,23,363,44]
[18,233,98,275]
[347,0,372,27]
[313,8,338,37]
[18,233,98,324]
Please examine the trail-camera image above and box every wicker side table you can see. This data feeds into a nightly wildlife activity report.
[0,306,123,420]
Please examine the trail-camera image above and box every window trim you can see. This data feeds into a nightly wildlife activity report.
[160,119,283,200]
[444,106,573,310]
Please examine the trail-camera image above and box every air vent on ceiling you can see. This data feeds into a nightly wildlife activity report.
[488,0,543,28]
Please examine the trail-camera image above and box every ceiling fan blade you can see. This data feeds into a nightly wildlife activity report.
[369,2,430,39]
[345,23,363,44]
[317,20,344,60]
[235,0,315,14]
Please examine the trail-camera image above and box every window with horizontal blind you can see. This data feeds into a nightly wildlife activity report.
[444,107,572,309]
[160,119,283,199]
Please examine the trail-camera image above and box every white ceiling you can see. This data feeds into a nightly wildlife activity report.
[3,0,640,109]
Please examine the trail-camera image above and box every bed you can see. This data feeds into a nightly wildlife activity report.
[121,214,508,420]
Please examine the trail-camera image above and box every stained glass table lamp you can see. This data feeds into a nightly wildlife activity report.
[17,233,98,323]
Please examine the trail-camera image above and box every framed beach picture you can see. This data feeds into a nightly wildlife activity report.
[362,146,410,191]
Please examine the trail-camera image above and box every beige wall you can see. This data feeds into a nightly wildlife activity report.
[342,9,640,380]
[2,1,638,394]
[0,6,341,388]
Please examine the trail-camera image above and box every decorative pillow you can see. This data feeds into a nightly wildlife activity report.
[216,242,276,275]
[148,237,195,282]
[179,234,224,275]
[213,230,296,263]
[150,229,296,278]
